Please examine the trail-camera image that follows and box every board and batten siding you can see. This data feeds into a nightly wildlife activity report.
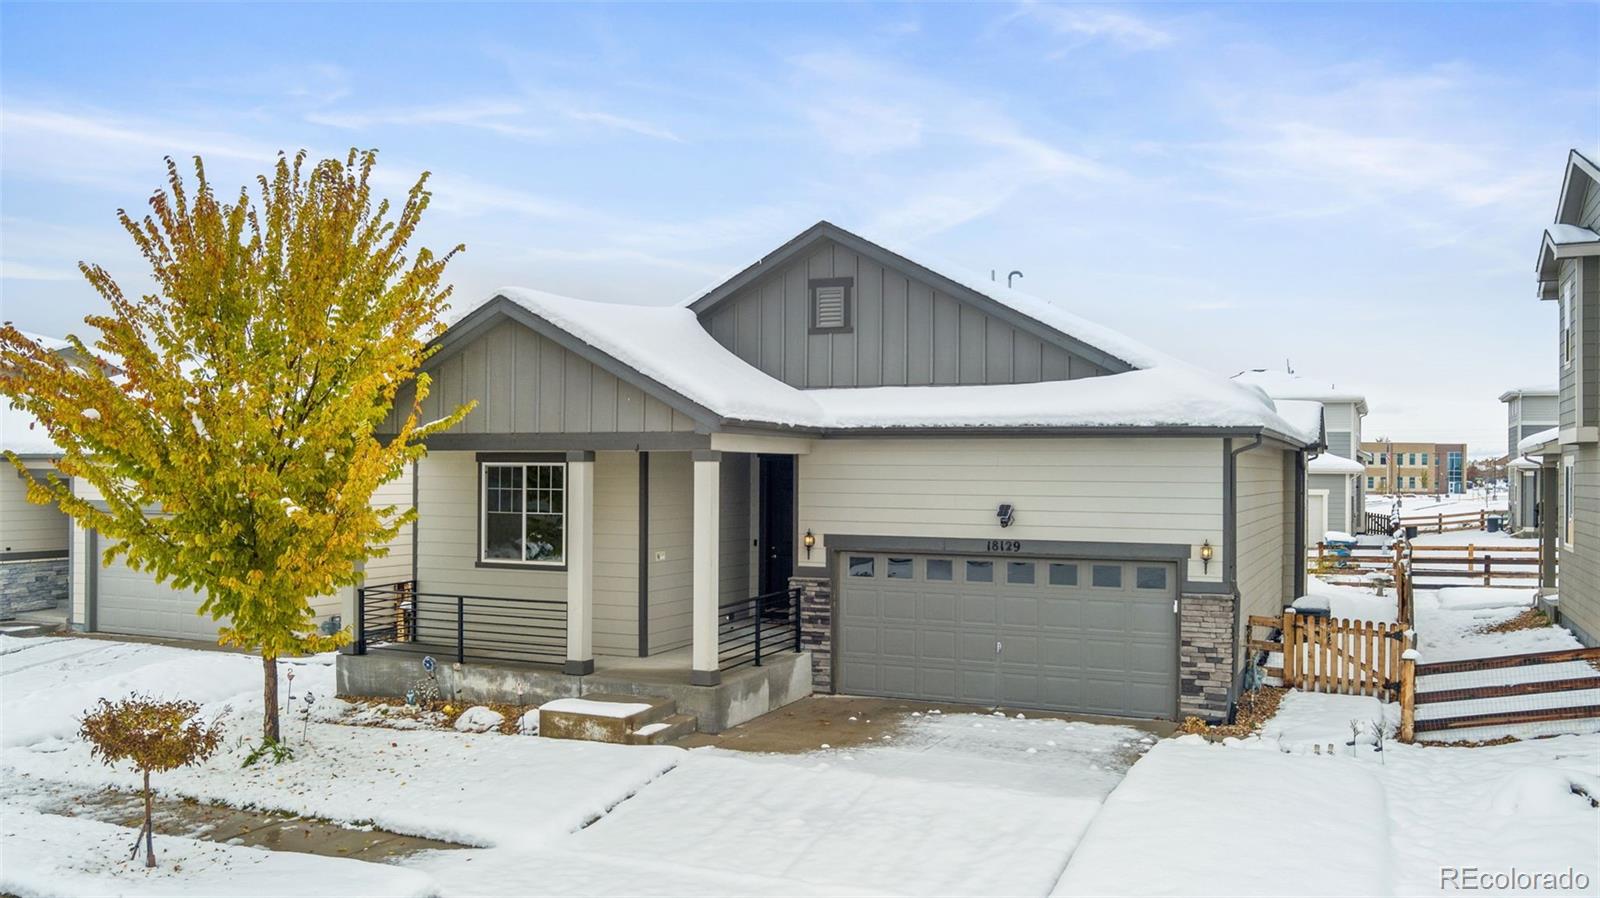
[797,437,1224,586]
[1233,446,1289,668]
[697,237,1111,390]
[387,320,699,435]
[1,468,68,556]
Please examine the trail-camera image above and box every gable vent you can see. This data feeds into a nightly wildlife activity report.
[809,278,853,332]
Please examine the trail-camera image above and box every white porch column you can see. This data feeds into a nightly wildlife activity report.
[564,451,595,675]
[691,450,721,686]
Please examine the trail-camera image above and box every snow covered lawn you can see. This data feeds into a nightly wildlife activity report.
[0,805,436,898]
[1056,692,1599,897]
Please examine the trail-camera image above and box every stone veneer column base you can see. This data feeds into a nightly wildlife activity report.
[791,575,833,693]
[1178,593,1236,722]
[0,557,68,618]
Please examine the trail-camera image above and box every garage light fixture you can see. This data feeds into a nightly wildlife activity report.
[803,530,815,559]
[1199,540,1214,573]
[996,504,1015,528]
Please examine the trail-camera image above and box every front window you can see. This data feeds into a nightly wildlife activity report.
[481,462,566,565]
[1566,459,1577,546]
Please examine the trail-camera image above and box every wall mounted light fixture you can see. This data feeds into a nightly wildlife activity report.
[803,530,816,559]
[1199,540,1214,573]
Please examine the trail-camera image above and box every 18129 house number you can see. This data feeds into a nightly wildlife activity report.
[985,540,1023,553]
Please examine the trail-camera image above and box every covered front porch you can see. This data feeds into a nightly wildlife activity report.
[338,439,816,731]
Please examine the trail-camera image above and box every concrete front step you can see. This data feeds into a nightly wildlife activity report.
[539,693,683,744]
[627,713,697,746]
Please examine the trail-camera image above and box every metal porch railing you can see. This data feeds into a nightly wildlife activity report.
[355,580,566,667]
[717,586,802,671]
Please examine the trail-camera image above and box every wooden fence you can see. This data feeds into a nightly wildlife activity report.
[1310,541,1544,587]
[1411,646,1600,736]
[1272,611,1412,698]
[1399,509,1501,535]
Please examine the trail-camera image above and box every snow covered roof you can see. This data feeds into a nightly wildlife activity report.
[1308,453,1365,476]
[1271,400,1325,444]
[475,288,1319,443]
[1230,369,1368,410]
[1498,386,1558,402]
[1537,153,1600,290]
[1,402,61,459]
[1507,457,1541,470]
[1518,426,1560,455]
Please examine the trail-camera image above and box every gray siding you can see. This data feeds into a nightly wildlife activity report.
[719,454,752,604]
[1308,472,1348,535]
[1234,446,1289,673]
[1557,257,1599,433]
[646,452,692,654]
[389,320,698,435]
[1325,431,1353,460]
[593,451,641,655]
[1,469,68,556]
[1560,445,1600,646]
[697,237,1109,389]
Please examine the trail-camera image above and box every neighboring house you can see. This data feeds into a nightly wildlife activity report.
[1362,440,1468,495]
[1530,149,1600,647]
[1501,387,1559,531]
[0,332,98,620]
[341,221,1322,726]
[1232,369,1368,537]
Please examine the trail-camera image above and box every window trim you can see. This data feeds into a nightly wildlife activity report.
[1564,457,1577,550]
[808,277,854,334]
[477,456,568,570]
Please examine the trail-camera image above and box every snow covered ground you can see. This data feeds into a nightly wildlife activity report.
[1366,488,1508,517]
[1057,693,1599,897]
[4,632,1594,897]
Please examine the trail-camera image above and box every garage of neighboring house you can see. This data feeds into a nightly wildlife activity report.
[89,545,225,640]
[834,549,1179,719]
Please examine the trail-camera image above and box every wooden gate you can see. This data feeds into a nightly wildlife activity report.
[1279,611,1411,698]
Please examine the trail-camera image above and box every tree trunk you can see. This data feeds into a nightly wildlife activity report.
[262,654,280,743]
[142,769,155,868]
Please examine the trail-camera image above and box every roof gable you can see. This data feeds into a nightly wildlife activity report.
[685,222,1143,378]
[1556,149,1600,226]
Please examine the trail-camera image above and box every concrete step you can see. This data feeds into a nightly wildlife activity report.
[627,713,698,746]
[539,693,678,744]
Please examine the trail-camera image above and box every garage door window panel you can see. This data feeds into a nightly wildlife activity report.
[965,560,994,582]
[1135,566,1168,590]
[1007,561,1035,584]
[1048,563,1078,586]
[848,556,876,577]
[886,557,914,579]
[925,558,953,581]
[1091,564,1122,588]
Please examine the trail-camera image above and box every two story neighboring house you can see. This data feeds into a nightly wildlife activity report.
[1501,386,1558,531]
[1232,369,1368,537]
[1531,149,1600,647]
[339,222,1321,727]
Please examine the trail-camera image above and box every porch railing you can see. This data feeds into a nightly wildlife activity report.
[717,586,802,671]
[355,580,566,667]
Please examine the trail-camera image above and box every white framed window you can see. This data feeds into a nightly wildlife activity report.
[1561,280,1575,369]
[480,461,566,565]
[1564,457,1576,548]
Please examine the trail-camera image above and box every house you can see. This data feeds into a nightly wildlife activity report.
[1362,440,1468,495]
[1,333,99,621]
[1530,149,1600,647]
[338,221,1321,728]
[1231,369,1368,537]
[1501,387,1558,531]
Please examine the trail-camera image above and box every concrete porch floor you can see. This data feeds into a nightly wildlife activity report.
[337,645,813,733]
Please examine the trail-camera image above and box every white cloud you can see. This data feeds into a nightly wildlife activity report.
[0,260,80,281]
[562,109,682,143]
[306,99,549,140]
[1009,2,1174,51]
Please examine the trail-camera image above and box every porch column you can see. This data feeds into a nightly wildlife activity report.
[690,450,721,686]
[564,451,595,675]
[1539,458,1559,591]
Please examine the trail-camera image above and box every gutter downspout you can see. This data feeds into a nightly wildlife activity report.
[1224,433,1265,718]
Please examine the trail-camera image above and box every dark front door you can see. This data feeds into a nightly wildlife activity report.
[758,454,796,595]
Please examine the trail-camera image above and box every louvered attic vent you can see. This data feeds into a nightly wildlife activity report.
[809,278,853,332]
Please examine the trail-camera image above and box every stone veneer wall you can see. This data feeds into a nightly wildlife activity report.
[0,557,68,618]
[791,575,833,692]
[1178,593,1236,722]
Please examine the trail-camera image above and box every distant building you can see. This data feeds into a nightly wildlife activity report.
[1232,368,1368,537]
[1362,441,1468,495]
[1500,387,1558,529]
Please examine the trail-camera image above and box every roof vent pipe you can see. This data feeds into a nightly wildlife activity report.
[1008,270,1023,288]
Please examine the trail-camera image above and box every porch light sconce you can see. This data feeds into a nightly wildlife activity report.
[803,530,816,559]
[997,504,1015,528]
[1199,540,1214,573]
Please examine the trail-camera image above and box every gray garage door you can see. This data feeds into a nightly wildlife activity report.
[96,551,227,641]
[837,553,1178,719]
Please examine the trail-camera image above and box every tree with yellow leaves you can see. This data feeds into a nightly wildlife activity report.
[0,150,470,750]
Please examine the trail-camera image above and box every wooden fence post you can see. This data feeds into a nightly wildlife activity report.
[1281,608,1297,687]
[1398,647,1417,743]
[1483,554,1493,587]
[1466,543,1475,573]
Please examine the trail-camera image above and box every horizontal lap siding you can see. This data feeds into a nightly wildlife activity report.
[1,471,68,555]
[1563,445,1600,645]
[798,437,1224,587]
[593,452,640,655]
[1307,472,1348,535]
[415,451,567,603]
[1234,447,1289,666]
[362,463,414,588]
[648,452,692,654]
[720,454,752,603]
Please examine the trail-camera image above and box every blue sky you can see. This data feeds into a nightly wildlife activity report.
[2,2,1595,453]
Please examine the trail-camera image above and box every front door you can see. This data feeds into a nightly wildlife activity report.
[758,455,796,595]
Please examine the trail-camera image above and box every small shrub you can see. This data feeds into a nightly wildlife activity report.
[79,695,223,868]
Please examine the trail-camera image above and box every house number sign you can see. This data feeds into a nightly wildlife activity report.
[985,540,1023,553]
